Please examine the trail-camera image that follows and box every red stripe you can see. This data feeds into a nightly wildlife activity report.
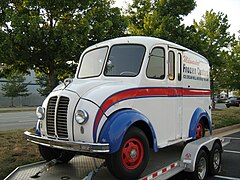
[171,163,175,168]
[93,87,210,141]
[183,89,211,96]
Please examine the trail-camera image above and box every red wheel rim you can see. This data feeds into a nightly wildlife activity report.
[196,122,204,139]
[121,138,144,170]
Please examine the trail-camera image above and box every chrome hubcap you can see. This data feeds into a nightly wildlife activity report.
[130,149,137,159]
[198,157,207,180]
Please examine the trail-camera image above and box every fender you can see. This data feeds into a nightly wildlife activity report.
[36,120,41,135]
[189,107,212,139]
[98,109,158,154]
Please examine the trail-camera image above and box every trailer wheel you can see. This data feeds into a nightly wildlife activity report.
[190,149,208,180]
[39,145,75,163]
[209,143,222,175]
[106,126,149,179]
[196,121,205,139]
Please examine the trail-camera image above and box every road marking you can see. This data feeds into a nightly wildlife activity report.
[214,175,240,180]
[224,150,240,154]
[224,137,240,140]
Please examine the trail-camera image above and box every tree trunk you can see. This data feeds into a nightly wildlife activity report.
[48,70,58,92]
[11,97,14,107]
[211,78,216,110]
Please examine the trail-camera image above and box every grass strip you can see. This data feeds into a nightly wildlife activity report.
[212,107,240,129]
[0,129,42,179]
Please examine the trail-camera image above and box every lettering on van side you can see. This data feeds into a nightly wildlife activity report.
[182,54,209,82]
[183,63,209,82]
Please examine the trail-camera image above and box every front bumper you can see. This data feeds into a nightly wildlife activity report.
[24,131,109,153]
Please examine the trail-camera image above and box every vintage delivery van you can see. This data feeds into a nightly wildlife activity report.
[25,36,212,179]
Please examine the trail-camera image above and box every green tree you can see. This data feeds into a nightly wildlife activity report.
[0,0,128,94]
[35,74,52,97]
[1,74,31,106]
[192,10,235,102]
[128,0,196,45]
[224,37,240,90]
[85,1,128,46]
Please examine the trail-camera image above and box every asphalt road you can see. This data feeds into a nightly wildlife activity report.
[215,103,227,109]
[0,111,37,131]
[209,131,240,180]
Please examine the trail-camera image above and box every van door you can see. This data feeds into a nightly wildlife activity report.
[168,49,182,140]
[176,51,183,139]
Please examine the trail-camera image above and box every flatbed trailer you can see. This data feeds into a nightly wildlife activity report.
[5,137,224,180]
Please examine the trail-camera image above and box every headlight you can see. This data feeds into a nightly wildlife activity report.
[36,106,45,120]
[75,109,89,124]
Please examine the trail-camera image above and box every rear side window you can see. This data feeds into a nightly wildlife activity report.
[146,47,165,79]
[168,51,175,80]
[177,53,182,81]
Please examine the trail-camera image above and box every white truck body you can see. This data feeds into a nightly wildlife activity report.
[25,36,213,179]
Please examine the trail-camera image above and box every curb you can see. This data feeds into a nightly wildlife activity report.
[212,123,240,135]
[0,107,36,113]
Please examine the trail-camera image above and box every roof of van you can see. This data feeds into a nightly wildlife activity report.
[87,36,209,63]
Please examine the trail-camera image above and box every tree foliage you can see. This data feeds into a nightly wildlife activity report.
[1,73,31,106]
[225,37,240,90]
[193,10,234,68]
[128,0,196,45]
[0,0,239,97]
[0,0,128,95]
[192,10,235,97]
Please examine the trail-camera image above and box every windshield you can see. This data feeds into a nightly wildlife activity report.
[104,44,145,77]
[77,44,145,78]
[78,47,108,78]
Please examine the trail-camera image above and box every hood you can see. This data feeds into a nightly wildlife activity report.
[53,78,137,102]
[56,79,112,97]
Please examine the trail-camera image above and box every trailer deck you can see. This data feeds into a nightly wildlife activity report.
[5,142,185,180]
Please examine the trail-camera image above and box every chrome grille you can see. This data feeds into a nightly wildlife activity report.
[46,96,57,136]
[56,97,69,138]
[46,96,69,139]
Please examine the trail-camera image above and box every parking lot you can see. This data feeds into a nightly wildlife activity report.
[209,131,240,180]
[169,131,240,180]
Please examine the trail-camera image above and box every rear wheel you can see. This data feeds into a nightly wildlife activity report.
[39,145,75,163]
[196,121,205,139]
[189,149,208,180]
[106,126,149,179]
[209,143,222,175]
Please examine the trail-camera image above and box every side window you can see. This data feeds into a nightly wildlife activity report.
[146,47,165,79]
[168,51,175,80]
[178,53,182,81]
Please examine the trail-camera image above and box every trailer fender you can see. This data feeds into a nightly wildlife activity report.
[188,107,212,139]
[98,109,158,154]
[181,137,222,172]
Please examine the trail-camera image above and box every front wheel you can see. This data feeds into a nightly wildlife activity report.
[196,121,205,139]
[106,127,149,179]
[39,145,75,163]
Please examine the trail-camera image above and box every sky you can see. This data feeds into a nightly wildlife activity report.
[114,0,240,36]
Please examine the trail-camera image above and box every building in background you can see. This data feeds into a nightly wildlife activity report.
[0,70,45,107]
